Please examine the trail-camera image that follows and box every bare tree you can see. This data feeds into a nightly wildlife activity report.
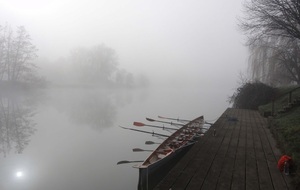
[240,0,300,43]
[248,37,300,85]
[0,24,38,83]
[273,39,300,84]
[71,44,118,86]
[0,25,13,81]
[240,0,300,85]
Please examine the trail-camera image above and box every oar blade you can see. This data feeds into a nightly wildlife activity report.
[133,148,153,152]
[117,160,144,165]
[145,141,155,145]
[132,148,144,152]
[146,117,156,122]
[145,141,160,145]
[117,160,131,165]
[133,122,145,126]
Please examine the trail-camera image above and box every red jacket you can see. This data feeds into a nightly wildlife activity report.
[277,155,292,172]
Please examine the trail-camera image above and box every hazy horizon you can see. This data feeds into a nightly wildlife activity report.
[0,2,251,189]
[0,0,248,92]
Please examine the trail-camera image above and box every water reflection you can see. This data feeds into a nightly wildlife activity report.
[0,86,224,189]
[0,91,37,157]
[69,91,117,130]
[0,87,138,158]
[48,88,135,131]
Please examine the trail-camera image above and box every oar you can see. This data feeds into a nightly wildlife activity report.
[133,122,177,131]
[119,126,170,137]
[132,148,153,152]
[145,141,160,145]
[158,115,212,126]
[158,115,191,123]
[117,160,144,165]
[146,117,184,126]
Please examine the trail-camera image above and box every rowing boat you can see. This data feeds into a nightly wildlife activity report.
[135,116,205,189]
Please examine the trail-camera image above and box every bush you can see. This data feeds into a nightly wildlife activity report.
[230,82,277,109]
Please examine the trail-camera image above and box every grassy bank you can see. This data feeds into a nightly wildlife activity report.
[259,86,300,188]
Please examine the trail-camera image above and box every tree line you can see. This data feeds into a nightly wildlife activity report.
[70,45,143,88]
[0,23,149,89]
[240,0,300,86]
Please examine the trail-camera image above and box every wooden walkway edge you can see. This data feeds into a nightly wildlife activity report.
[154,108,294,190]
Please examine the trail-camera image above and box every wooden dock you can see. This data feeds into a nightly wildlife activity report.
[154,108,294,190]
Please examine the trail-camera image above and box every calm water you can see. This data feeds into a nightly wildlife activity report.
[0,87,229,190]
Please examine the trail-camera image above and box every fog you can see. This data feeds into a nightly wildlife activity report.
[0,1,249,189]
[0,0,247,90]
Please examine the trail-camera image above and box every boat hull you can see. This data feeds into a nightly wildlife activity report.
[137,142,195,190]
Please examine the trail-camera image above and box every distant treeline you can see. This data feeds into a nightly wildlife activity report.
[0,23,149,89]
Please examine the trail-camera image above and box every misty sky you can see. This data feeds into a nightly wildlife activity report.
[0,2,249,188]
[0,0,248,88]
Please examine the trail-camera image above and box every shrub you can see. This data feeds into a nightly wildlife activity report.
[230,82,277,109]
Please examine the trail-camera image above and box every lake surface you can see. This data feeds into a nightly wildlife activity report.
[0,87,229,190]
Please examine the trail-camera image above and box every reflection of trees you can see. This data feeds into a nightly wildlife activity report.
[50,89,141,132]
[52,89,130,131]
[69,90,117,130]
[0,93,36,157]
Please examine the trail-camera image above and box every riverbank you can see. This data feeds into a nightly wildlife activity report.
[264,107,300,188]
[259,86,300,189]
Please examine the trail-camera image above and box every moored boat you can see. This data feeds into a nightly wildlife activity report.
[135,116,205,189]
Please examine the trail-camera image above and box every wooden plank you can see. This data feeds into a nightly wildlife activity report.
[215,122,240,190]
[185,117,231,190]
[249,111,273,190]
[231,121,246,190]
[245,116,260,190]
[154,109,292,190]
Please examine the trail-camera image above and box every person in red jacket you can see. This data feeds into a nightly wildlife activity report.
[277,155,293,175]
